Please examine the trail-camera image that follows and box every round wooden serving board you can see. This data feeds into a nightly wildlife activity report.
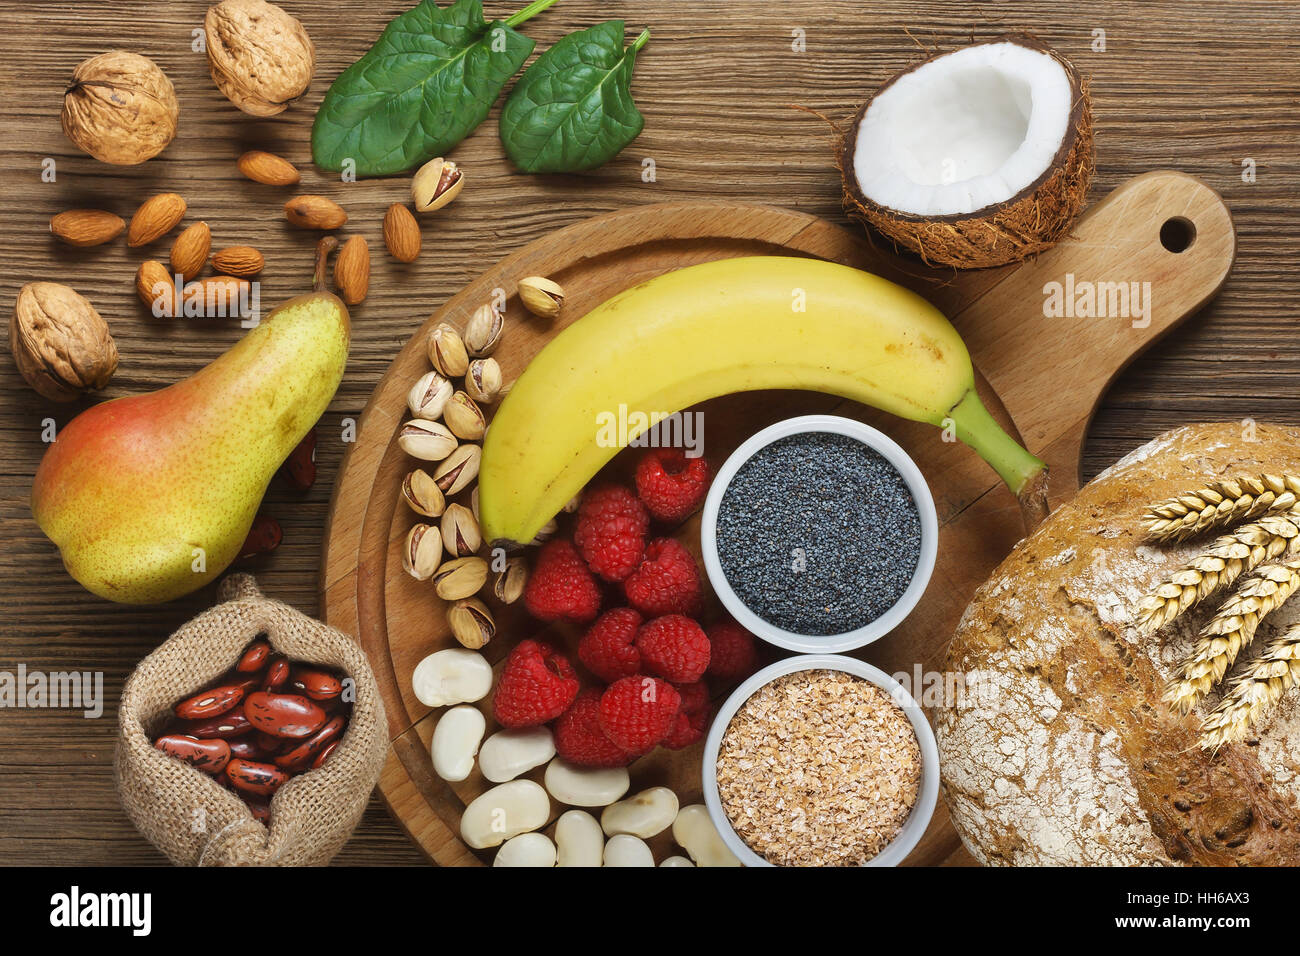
[323,171,1235,866]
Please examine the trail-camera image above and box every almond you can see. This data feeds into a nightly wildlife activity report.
[284,195,347,230]
[50,209,125,247]
[211,245,265,278]
[169,221,211,281]
[383,203,421,263]
[183,275,251,316]
[334,235,370,305]
[236,149,300,186]
[127,192,187,247]
[136,260,177,317]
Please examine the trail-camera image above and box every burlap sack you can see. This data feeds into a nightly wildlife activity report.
[116,574,387,866]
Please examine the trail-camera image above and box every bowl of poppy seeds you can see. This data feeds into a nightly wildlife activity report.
[700,415,938,653]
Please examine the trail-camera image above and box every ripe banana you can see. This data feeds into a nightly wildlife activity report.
[479,256,1044,546]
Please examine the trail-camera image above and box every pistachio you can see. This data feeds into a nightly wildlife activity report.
[493,556,529,605]
[411,157,463,213]
[433,444,482,495]
[427,322,469,378]
[407,369,454,420]
[397,419,458,462]
[465,357,502,404]
[464,303,504,357]
[443,391,486,440]
[563,492,582,514]
[403,523,443,581]
[518,276,564,320]
[433,556,489,601]
[530,517,559,546]
[447,597,495,649]
[470,487,480,521]
[441,503,482,557]
[402,468,446,518]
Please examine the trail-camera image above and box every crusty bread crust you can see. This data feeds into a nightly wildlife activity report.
[939,422,1300,866]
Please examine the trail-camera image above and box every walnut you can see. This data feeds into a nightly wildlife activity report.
[10,283,119,402]
[61,51,179,165]
[205,0,315,117]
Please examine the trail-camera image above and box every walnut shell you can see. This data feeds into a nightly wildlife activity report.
[61,51,179,165]
[205,0,314,117]
[10,283,119,402]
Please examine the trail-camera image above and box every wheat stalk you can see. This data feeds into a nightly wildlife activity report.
[1163,557,1300,713]
[1144,474,1300,543]
[1135,508,1300,634]
[1200,623,1300,748]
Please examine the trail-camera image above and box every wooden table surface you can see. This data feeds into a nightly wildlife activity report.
[1,0,1297,865]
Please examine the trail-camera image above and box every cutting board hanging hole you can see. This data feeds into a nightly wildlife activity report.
[1161,216,1197,253]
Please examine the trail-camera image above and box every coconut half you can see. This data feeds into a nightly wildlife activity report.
[840,35,1094,269]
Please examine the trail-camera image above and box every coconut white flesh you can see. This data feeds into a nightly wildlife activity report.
[853,41,1074,217]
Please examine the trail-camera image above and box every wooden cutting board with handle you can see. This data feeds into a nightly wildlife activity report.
[322,169,1235,866]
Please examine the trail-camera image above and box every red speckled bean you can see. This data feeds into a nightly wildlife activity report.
[229,673,263,694]
[289,666,344,702]
[254,731,286,754]
[236,640,271,673]
[243,795,271,824]
[227,738,266,761]
[182,710,252,739]
[274,715,346,771]
[174,684,245,720]
[155,734,231,774]
[225,758,289,796]
[244,692,326,739]
[263,656,290,691]
[312,739,339,769]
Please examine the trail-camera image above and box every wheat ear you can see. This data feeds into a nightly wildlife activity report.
[1144,474,1300,543]
[1163,556,1300,713]
[1200,623,1300,748]
[1135,508,1300,634]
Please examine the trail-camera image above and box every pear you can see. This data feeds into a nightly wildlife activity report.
[31,292,350,604]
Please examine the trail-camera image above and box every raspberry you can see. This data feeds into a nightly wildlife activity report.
[578,607,644,682]
[673,680,709,716]
[623,538,703,617]
[662,707,708,750]
[598,675,681,753]
[705,619,759,682]
[523,539,601,624]
[635,614,710,683]
[492,640,579,728]
[553,689,635,768]
[573,485,650,582]
[635,449,711,523]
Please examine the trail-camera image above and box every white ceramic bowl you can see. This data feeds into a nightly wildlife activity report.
[699,414,938,653]
[702,654,940,868]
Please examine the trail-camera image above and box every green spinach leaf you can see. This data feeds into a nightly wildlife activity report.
[311,0,558,177]
[499,20,650,173]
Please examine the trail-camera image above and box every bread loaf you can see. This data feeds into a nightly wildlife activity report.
[938,422,1300,865]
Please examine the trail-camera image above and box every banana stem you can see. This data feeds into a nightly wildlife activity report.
[948,388,1050,530]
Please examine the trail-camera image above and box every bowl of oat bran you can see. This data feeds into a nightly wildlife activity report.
[703,655,939,867]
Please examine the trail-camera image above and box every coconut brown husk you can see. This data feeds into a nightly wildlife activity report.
[839,34,1095,270]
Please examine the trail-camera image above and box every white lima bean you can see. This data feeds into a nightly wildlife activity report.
[660,855,694,867]
[460,780,550,849]
[672,804,742,867]
[430,705,485,782]
[478,726,555,783]
[601,786,678,838]
[411,648,493,707]
[603,833,654,867]
[494,832,556,867]
[554,810,603,867]
[543,757,629,807]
